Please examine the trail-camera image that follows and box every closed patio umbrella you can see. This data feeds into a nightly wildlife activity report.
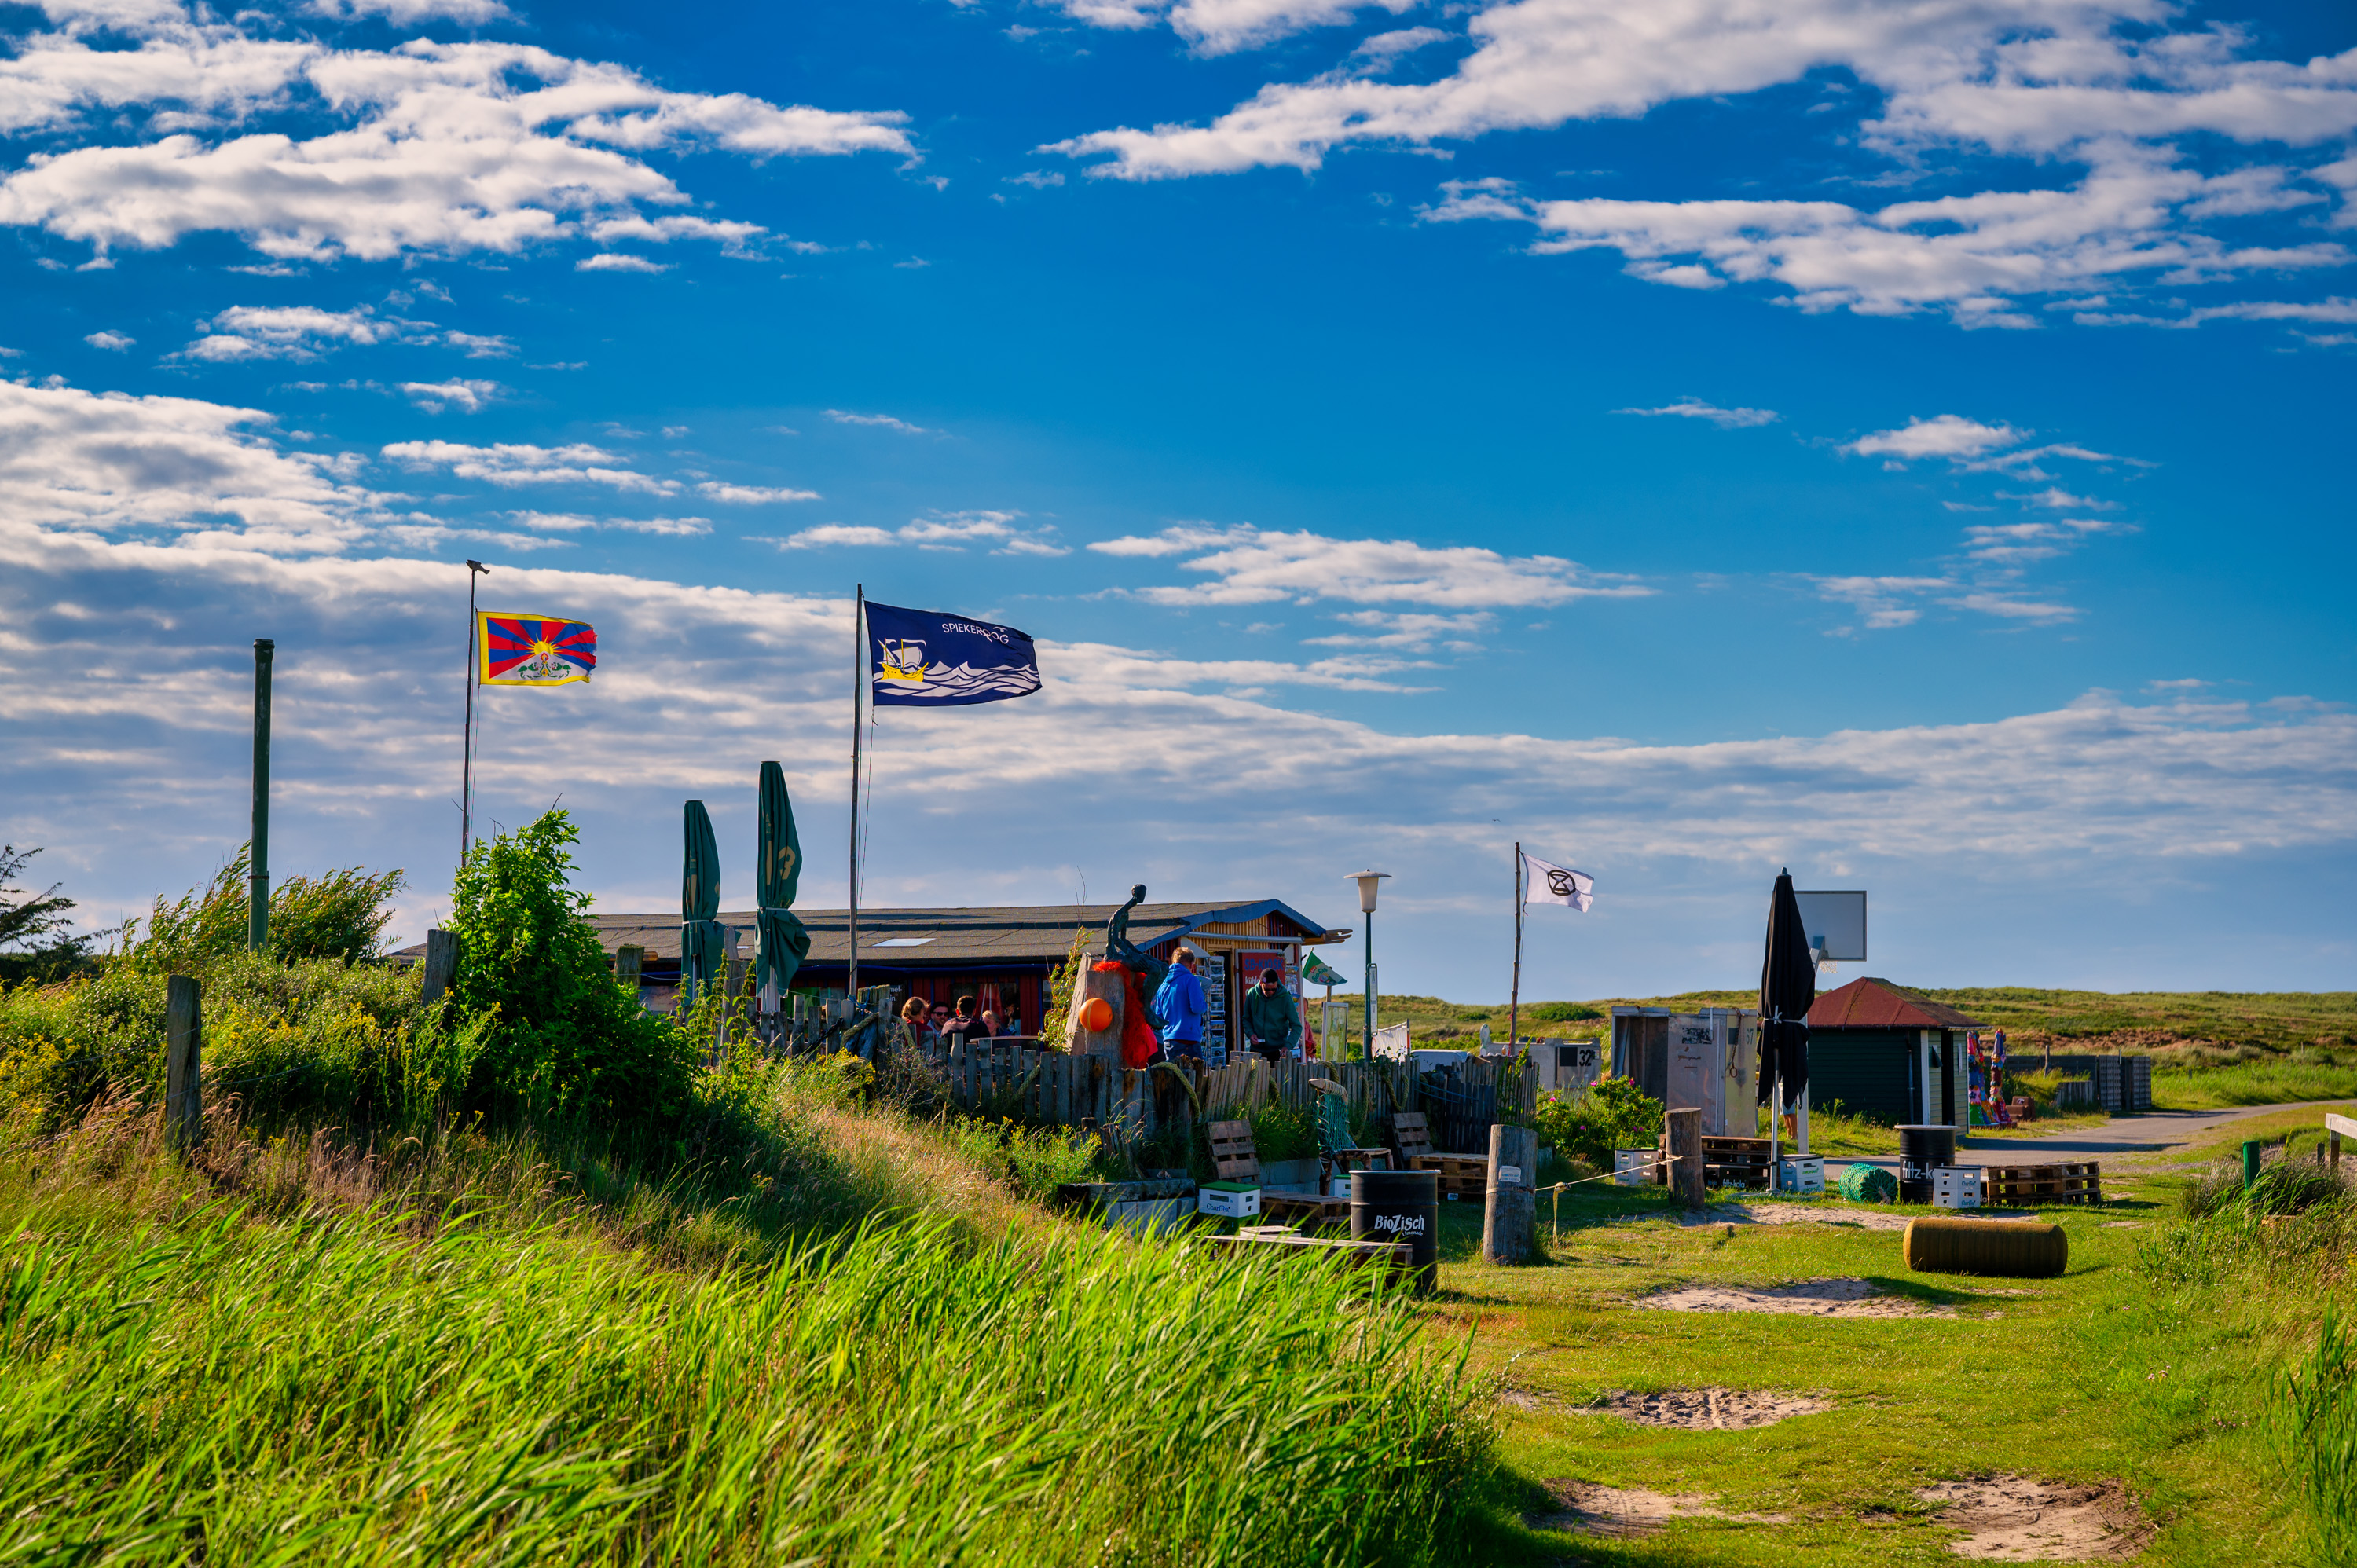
[681,800,730,1009]
[1759,867,1817,1155]
[755,760,811,1006]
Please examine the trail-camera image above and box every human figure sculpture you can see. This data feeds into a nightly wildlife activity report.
[1104,883,1171,1035]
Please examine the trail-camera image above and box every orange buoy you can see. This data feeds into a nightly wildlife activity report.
[1902,1215,2068,1278]
[1079,996,1114,1032]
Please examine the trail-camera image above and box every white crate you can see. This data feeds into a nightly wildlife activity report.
[1197,1182,1261,1218]
[1776,1156,1825,1196]
[1932,1166,1984,1210]
[1614,1149,1658,1186]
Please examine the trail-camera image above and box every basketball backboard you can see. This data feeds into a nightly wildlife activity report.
[1794,890,1866,962]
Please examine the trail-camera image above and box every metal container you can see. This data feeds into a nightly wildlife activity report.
[1896,1124,1957,1203]
[1351,1168,1439,1295]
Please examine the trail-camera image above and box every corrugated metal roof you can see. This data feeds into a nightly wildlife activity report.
[392,899,1342,966]
[1806,976,1983,1031]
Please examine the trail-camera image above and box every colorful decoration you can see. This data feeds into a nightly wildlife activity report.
[480,614,596,686]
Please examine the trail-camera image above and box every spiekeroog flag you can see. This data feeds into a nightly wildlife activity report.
[865,601,1041,707]
[480,614,596,686]
[1524,853,1594,912]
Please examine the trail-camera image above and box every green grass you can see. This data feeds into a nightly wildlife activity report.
[2154,1061,2357,1109]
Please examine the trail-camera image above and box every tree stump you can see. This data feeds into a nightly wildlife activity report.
[1666,1108,1705,1207]
[1481,1123,1539,1263]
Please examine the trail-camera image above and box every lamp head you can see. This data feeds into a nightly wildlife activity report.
[466,559,488,574]
[1344,869,1391,914]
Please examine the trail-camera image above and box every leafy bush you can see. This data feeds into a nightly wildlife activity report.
[1525,1001,1603,1023]
[1532,1075,1663,1169]
[940,1115,1107,1200]
[128,844,405,969]
[1036,926,1087,1052]
[446,810,697,1125]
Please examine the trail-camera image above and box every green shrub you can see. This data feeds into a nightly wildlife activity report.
[1532,1075,1662,1169]
[940,1115,1107,1200]
[128,844,405,969]
[1524,1001,1603,1023]
[446,810,697,1125]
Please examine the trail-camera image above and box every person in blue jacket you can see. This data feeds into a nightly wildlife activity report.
[1154,947,1208,1064]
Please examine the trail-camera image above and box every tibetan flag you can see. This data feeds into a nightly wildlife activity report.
[865,600,1040,708]
[480,613,596,686]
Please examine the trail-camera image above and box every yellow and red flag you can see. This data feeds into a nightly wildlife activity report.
[478,613,596,686]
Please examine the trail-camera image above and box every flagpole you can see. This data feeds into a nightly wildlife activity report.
[848,584,863,1000]
[460,559,487,861]
[1508,842,1523,1050]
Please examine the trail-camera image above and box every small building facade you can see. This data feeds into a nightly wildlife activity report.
[1805,976,1981,1127]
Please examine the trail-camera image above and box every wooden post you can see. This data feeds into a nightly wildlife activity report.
[615,943,643,991]
[165,974,202,1150]
[1666,1108,1705,1207]
[1482,1122,1539,1264]
[420,928,459,1004]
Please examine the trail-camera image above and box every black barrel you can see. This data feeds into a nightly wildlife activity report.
[1351,1168,1439,1295]
[1897,1124,1957,1204]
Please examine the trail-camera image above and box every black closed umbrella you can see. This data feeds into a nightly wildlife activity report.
[1758,868,1817,1116]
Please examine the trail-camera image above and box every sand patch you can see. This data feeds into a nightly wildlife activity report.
[1636,1276,1955,1317]
[1607,1201,1911,1231]
[1918,1475,2150,1559]
[1595,1387,1832,1430]
[1530,1480,1788,1538]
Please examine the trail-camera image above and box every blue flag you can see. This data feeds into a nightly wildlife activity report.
[864,600,1042,707]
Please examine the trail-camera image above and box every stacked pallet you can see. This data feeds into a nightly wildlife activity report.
[1985,1161,2102,1207]
[1701,1134,1772,1190]
[1421,1153,1490,1200]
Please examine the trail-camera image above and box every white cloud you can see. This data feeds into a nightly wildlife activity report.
[772,509,1065,555]
[1303,610,1494,652]
[694,481,822,504]
[1614,397,1777,428]
[1847,415,2023,461]
[175,303,423,361]
[444,331,513,357]
[576,255,671,273]
[379,438,679,493]
[823,408,933,434]
[504,510,712,537]
[0,14,914,263]
[1962,518,2135,563]
[307,0,511,21]
[83,330,134,350]
[398,378,502,413]
[1087,522,1647,607]
[1812,574,1956,630]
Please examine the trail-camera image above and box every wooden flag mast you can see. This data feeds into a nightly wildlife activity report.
[460,559,488,861]
[1508,841,1523,1050]
[848,584,863,998]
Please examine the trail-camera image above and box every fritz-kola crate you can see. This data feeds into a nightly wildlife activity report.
[1197,1181,1261,1218]
[1614,1149,1658,1187]
[1932,1166,1985,1209]
[1776,1156,1826,1196]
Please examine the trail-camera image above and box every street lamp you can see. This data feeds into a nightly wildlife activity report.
[1345,870,1389,1057]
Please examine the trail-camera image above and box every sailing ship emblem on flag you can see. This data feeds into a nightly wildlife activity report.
[480,614,596,686]
[863,601,1042,707]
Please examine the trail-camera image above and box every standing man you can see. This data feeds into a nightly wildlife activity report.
[1155,947,1208,1064]
[1243,966,1301,1065]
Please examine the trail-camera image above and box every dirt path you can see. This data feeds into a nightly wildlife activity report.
[1831,1101,2347,1181]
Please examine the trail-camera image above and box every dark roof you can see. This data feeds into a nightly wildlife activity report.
[1807,976,1983,1031]
[392,899,1343,967]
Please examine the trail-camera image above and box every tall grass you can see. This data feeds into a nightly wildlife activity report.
[0,1134,1493,1566]
[2153,1059,2357,1109]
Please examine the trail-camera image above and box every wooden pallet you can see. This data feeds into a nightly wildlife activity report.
[1411,1152,1490,1200]
[1985,1161,2102,1207]
[1259,1190,1351,1229]
[1701,1135,1772,1190]
[1203,1230,1413,1277]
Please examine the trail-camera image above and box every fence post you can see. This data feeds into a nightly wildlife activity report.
[1666,1108,1705,1207]
[165,974,203,1150]
[420,928,458,1004]
[2242,1139,2263,1190]
[1482,1123,1538,1263]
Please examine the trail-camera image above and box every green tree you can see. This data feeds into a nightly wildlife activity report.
[447,809,695,1123]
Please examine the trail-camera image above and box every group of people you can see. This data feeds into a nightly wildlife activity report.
[895,993,1024,1050]
[1152,948,1304,1065]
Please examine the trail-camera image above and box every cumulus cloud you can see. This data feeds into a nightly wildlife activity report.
[379,438,680,493]
[83,330,134,350]
[175,303,422,361]
[0,9,914,263]
[1963,518,2136,564]
[771,509,1065,555]
[398,378,501,413]
[575,254,670,273]
[1087,523,1645,608]
[823,408,933,434]
[1615,397,1777,428]
[694,481,821,505]
[1848,415,2024,461]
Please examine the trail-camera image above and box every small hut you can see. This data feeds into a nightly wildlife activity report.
[1804,977,1981,1127]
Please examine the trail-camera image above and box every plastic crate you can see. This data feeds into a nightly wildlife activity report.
[1776,1156,1825,1196]
[1932,1166,1984,1210]
[1197,1181,1260,1218]
[1614,1149,1657,1187]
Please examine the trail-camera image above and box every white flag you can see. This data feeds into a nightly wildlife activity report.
[1523,853,1594,911]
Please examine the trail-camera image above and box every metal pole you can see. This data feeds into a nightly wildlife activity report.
[1509,841,1523,1050]
[849,584,863,999]
[461,560,487,860]
[248,639,273,951]
[1362,907,1375,1057]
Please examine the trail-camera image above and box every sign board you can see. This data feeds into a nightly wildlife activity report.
[1372,1022,1411,1061]
[1549,1039,1603,1094]
[1794,891,1866,961]
[1666,1015,1718,1129]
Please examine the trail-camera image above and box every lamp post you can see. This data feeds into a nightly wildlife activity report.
[1345,870,1389,1057]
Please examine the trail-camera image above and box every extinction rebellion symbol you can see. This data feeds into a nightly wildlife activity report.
[1545,868,1579,898]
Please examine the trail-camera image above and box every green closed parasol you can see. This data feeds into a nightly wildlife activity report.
[756,760,811,998]
[681,800,730,1007]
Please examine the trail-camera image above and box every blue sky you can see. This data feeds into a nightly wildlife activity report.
[2,0,2352,998]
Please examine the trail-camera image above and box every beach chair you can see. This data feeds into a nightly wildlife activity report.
[1391,1109,1490,1200]
[1311,1077,1394,1195]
